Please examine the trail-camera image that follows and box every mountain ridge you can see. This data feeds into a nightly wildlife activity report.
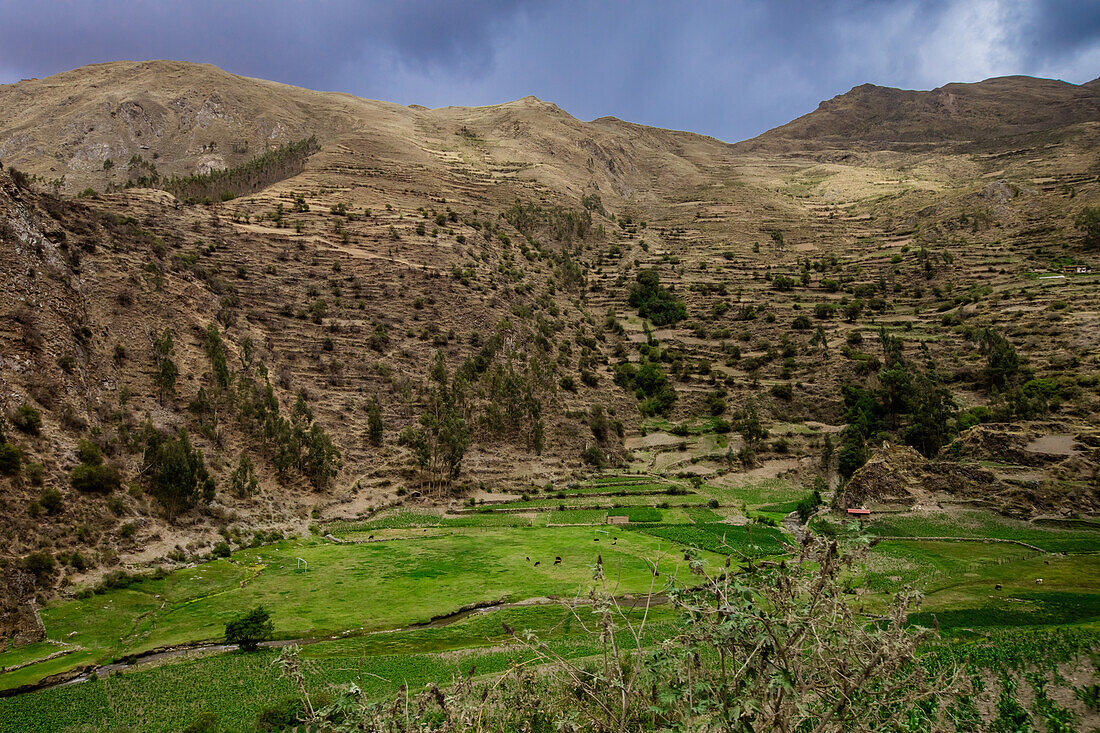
[6,62,1098,193]
[740,73,1100,151]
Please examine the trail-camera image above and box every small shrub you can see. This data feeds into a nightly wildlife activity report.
[12,403,42,435]
[77,439,103,465]
[24,551,55,580]
[107,495,126,516]
[581,445,604,468]
[25,461,44,485]
[67,551,89,572]
[770,383,794,401]
[0,442,21,475]
[39,487,64,515]
[71,463,121,493]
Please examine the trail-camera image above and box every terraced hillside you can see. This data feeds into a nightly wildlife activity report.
[0,61,1098,681]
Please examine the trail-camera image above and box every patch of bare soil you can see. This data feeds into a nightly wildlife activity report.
[1025,433,1077,456]
[625,431,683,449]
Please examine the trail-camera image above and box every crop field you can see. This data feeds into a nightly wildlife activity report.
[556,482,683,495]
[327,511,538,538]
[697,478,806,509]
[682,506,726,523]
[624,506,663,523]
[486,492,713,510]
[925,626,1100,671]
[547,508,609,525]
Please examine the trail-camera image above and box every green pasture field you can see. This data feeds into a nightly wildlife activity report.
[852,510,1100,553]
[0,526,726,691]
[4,487,1098,732]
[579,475,677,488]
[630,522,789,557]
[854,540,1100,631]
[0,604,683,733]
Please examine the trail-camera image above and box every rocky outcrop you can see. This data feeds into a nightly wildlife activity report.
[0,569,44,647]
[839,437,1100,518]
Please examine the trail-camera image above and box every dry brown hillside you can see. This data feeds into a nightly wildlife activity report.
[1,61,1097,635]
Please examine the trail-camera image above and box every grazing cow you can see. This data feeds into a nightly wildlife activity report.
[525,556,530,562]
[995,584,1002,590]
[554,556,561,565]
[534,561,540,567]
[368,535,374,540]
[611,539,617,545]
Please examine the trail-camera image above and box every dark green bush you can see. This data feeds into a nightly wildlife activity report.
[71,463,121,493]
[12,403,42,435]
[0,442,21,475]
[39,488,64,515]
[225,605,273,652]
[24,551,55,580]
[770,383,793,400]
[77,439,103,465]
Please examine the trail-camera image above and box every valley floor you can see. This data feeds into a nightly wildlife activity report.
[2,471,1098,731]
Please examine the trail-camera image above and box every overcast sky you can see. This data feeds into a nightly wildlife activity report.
[0,0,1097,143]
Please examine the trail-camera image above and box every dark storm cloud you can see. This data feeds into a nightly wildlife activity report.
[1018,0,1100,64]
[0,1,1097,142]
[0,1,528,89]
